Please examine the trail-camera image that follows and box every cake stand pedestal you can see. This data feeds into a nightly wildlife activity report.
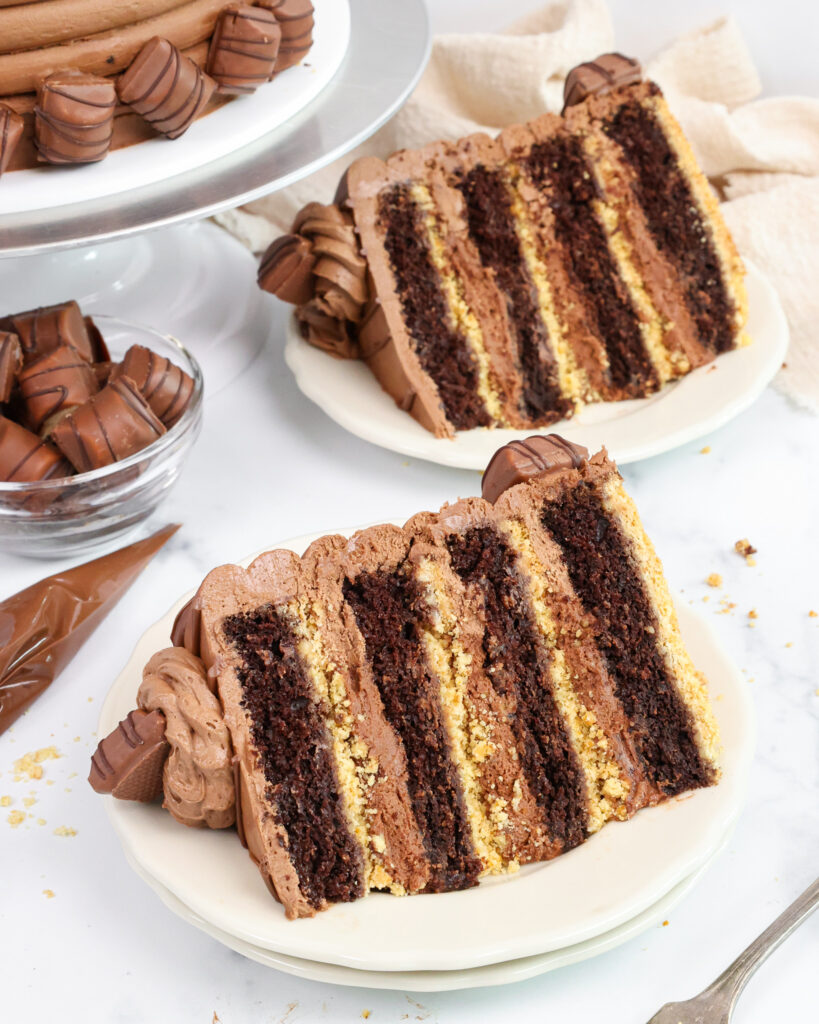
[0,0,430,391]
[0,224,272,394]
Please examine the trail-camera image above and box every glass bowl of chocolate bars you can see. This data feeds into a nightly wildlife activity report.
[0,302,203,558]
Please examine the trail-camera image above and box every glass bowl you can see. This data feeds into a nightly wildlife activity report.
[0,316,203,559]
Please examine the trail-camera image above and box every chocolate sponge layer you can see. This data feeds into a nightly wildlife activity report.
[447,526,588,848]
[523,134,657,396]
[456,165,570,424]
[343,567,481,892]
[540,484,714,795]
[222,605,365,909]
[602,92,736,354]
[379,183,491,430]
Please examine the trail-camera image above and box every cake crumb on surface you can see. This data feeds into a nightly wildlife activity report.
[662,920,669,926]
[748,609,758,619]
[53,825,77,837]
[362,1012,371,1020]
[42,889,55,899]
[0,795,10,807]
[7,810,25,827]
[734,539,757,565]
[13,746,61,781]
[700,446,711,454]
[706,573,722,588]
[785,642,793,648]
[809,610,817,618]
[23,796,36,808]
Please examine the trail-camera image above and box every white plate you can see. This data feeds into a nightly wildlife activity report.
[0,0,349,216]
[99,526,754,973]
[128,840,727,991]
[284,259,788,469]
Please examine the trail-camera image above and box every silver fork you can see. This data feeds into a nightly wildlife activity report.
[647,877,819,1024]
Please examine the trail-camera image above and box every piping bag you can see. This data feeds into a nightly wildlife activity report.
[0,524,179,736]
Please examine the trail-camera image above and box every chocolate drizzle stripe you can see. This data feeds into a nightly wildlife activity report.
[44,87,116,110]
[91,745,114,777]
[6,444,38,481]
[92,405,116,465]
[154,70,204,133]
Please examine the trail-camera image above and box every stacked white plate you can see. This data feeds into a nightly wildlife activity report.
[99,530,755,992]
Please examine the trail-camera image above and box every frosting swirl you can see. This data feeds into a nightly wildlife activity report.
[137,647,235,829]
[258,202,369,359]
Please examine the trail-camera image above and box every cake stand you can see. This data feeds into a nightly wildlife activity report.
[0,0,431,394]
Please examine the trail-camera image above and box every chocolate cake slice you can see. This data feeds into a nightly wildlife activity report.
[261,54,748,438]
[92,435,720,919]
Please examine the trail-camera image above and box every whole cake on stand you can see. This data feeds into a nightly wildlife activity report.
[0,0,315,174]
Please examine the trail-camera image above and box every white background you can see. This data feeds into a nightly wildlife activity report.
[1,2,817,1023]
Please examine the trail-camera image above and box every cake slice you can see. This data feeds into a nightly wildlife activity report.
[92,435,720,919]
[261,53,748,438]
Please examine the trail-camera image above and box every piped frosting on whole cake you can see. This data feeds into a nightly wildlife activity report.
[0,0,314,174]
[91,435,721,919]
[260,54,748,438]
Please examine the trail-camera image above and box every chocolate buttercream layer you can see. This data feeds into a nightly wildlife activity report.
[0,524,178,735]
[541,481,714,794]
[455,164,568,423]
[601,88,736,354]
[522,132,657,397]
[446,526,588,849]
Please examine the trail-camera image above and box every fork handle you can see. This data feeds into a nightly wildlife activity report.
[703,877,819,1011]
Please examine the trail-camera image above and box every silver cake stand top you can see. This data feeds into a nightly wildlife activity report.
[0,0,430,258]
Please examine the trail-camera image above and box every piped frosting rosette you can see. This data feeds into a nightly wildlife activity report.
[90,646,235,829]
[258,202,370,359]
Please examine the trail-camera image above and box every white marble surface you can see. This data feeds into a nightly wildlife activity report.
[2,2,818,1021]
[2,293,817,1023]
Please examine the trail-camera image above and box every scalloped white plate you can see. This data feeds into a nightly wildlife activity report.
[98,525,754,973]
[284,259,788,468]
[128,840,727,990]
[0,0,349,215]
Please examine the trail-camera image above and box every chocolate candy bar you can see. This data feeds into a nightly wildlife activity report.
[51,376,166,473]
[207,6,281,94]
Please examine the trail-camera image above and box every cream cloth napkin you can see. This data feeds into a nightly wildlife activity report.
[216,0,819,412]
